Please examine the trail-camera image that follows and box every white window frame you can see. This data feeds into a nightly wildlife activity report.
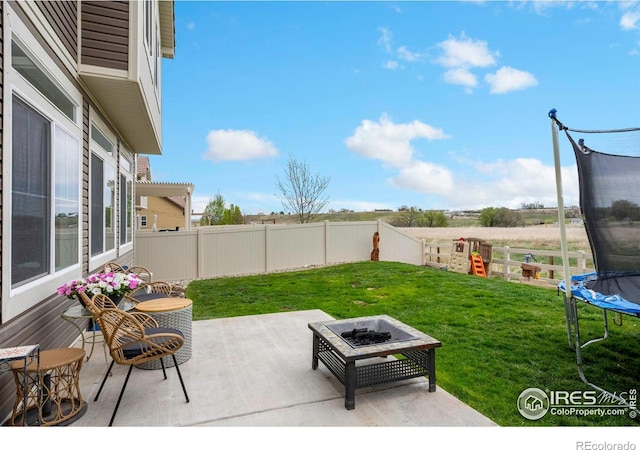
[143,0,161,97]
[88,115,118,272]
[141,215,148,228]
[119,146,135,254]
[3,19,82,321]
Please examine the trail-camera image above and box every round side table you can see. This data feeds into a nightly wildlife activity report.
[9,348,86,426]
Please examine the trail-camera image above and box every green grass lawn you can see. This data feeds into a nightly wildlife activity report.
[185,261,640,426]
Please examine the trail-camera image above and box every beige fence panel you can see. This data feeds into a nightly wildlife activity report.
[327,221,379,263]
[378,221,425,265]
[134,221,425,281]
[269,223,327,271]
[135,230,199,281]
[198,225,267,278]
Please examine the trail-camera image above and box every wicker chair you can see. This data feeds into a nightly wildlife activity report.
[103,262,126,274]
[126,265,152,285]
[80,292,190,426]
[129,281,185,301]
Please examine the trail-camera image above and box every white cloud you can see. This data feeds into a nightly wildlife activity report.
[344,114,450,167]
[442,68,478,88]
[204,129,279,162]
[382,60,399,70]
[389,161,454,196]
[440,158,579,210]
[397,46,424,62]
[435,34,498,68]
[484,66,538,94]
[621,10,640,30]
[377,27,393,53]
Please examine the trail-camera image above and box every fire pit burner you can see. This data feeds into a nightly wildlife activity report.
[340,328,391,346]
[326,317,418,348]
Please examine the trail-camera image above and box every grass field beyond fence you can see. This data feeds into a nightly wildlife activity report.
[186,261,640,427]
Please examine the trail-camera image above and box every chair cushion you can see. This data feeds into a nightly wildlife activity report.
[121,327,185,359]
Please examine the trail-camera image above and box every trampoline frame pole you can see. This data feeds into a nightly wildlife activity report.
[551,117,574,348]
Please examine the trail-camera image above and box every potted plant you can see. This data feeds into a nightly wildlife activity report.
[58,271,142,308]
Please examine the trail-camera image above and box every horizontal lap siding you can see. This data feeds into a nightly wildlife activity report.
[37,1,78,61]
[0,0,3,324]
[81,1,129,70]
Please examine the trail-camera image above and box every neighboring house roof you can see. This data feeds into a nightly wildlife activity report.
[137,156,151,180]
[166,196,186,209]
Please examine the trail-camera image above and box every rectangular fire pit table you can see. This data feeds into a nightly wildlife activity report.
[309,315,442,410]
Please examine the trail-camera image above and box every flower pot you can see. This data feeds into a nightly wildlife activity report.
[74,294,87,309]
[107,294,124,306]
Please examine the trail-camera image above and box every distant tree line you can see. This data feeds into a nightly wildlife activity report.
[200,194,244,226]
[479,207,524,227]
[393,207,449,228]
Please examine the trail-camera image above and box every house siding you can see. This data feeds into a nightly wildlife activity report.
[0,1,139,421]
[0,0,3,324]
[141,197,185,231]
[0,2,81,420]
[36,0,78,61]
[80,1,129,70]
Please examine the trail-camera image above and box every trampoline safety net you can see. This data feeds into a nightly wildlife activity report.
[568,131,640,305]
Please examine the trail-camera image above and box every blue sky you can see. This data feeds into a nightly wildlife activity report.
[151,1,640,216]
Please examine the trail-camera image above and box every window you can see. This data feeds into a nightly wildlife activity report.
[54,126,80,271]
[12,40,75,121]
[90,124,116,257]
[11,96,80,288]
[6,16,82,320]
[11,97,50,286]
[141,215,148,227]
[120,153,134,246]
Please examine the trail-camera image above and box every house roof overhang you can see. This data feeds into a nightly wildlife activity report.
[159,1,176,59]
[136,180,194,230]
[136,181,193,198]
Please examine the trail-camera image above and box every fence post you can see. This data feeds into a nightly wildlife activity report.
[503,246,510,281]
[578,250,586,274]
[422,239,426,265]
[325,220,330,265]
[265,224,272,274]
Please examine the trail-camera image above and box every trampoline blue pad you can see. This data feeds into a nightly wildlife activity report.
[559,273,640,316]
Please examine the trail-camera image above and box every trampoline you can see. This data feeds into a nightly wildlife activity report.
[550,109,640,403]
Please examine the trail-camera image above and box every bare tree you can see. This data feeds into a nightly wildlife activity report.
[275,155,330,223]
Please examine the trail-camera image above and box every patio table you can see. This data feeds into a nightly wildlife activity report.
[134,298,193,369]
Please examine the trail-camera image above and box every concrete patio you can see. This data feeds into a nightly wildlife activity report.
[70,309,497,427]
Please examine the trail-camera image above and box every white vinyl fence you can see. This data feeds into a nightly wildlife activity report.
[134,220,424,281]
